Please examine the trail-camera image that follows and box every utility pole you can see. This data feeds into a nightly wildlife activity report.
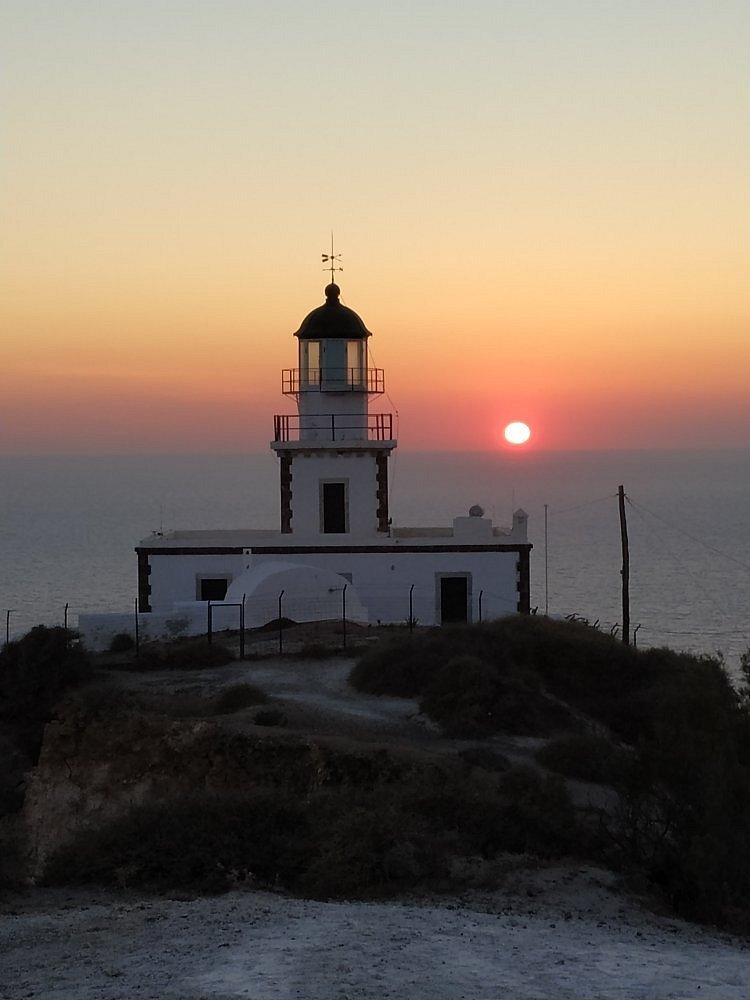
[544,503,549,616]
[618,485,630,645]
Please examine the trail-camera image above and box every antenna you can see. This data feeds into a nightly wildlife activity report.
[321,232,343,282]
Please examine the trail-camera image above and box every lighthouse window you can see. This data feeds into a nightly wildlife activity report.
[347,340,365,387]
[198,577,230,601]
[301,341,320,386]
[322,340,346,388]
[321,481,348,533]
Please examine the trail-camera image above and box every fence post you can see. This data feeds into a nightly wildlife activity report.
[207,603,213,645]
[409,584,415,633]
[240,595,246,660]
[342,584,347,651]
[278,590,285,656]
[478,589,483,623]
[134,597,140,659]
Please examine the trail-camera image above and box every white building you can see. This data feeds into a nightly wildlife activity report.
[81,282,530,647]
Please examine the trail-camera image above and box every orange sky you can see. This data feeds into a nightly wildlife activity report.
[1,1,748,453]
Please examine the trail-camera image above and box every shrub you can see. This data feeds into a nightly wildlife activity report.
[253,708,287,727]
[300,789,442,898]
[133,638,234,672]
[0,822,25,887]
[350,627,499,699]
[458,746,511,772]
[254,617,297,633]
[213,683,268,715]
[108,633,135,653]
[536,732,630,785]
[351,617,739,745]
[495,766,580,858]
[42,790,310,894]
[348,618,750,927]
[352,624,574,738]
[295,642,336,659]
[420,654,502,737]
[609,661,750,926]
[40,762,589,900]
[0,626,92,722]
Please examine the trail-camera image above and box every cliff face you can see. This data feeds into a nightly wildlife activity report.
[22,695,429,878]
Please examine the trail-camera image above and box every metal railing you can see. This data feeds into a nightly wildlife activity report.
[282,368,385,395]
[273,412,394,442]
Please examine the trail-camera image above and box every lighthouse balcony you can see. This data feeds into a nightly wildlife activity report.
[282,368,385,396]
[273,412,394,444]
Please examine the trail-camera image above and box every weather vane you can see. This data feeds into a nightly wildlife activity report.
[321,232,343,283]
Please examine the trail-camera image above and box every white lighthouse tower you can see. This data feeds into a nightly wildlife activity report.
[271,282,396,538]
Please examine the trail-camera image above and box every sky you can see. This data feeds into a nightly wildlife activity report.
[1,0,748,453]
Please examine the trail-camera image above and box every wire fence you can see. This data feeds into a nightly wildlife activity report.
[33,580,525,656]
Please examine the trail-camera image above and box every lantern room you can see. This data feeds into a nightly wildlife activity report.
[282,283,384,396]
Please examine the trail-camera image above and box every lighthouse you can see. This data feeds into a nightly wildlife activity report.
[271,282,396,538]
[80,267,532,649]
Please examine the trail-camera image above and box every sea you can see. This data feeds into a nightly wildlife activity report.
[1,449,748,673]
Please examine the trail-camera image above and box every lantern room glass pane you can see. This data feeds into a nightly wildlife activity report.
[322,340,346,388]
[347,340,365,387]
[301,341,320,386]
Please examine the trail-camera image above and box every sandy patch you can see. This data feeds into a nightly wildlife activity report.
[2,866,747,1000]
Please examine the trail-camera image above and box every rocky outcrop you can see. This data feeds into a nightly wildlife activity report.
[22,695,438,878]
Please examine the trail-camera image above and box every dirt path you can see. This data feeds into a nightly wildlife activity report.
[107,655,445,745]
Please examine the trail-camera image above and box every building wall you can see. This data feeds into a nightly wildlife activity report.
[142,545,525,626]
[247,548,523,625]
[146,552,246,612]
[288,452,382,538]
[297,386,368,426]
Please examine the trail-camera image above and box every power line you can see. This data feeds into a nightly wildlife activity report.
[547,492,617,516]
[626,496,750,574]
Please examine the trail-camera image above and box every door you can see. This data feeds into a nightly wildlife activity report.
[439,575,469,624]
[322,481,347,533]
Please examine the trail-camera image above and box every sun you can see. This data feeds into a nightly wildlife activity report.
[504,421,531,446]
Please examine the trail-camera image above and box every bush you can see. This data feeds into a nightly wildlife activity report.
[253,708,287,727]
[611,676,750,926]
[42,786,441,898]
[0,626,92,722]
[133,638,234,672]
[458,746,511,772]
[254,617,297,633]
[420,654,502,737]
[350,627,497,699]
[41,763,588,899]
[351,623,574,738]
[108,633,135,653]
[294,642,336,659]
[536,732,630,785]
[300,789,443,898]
[494,766,580,858]
[43,790,310,894]
[348,618,750,928]
[213,683,268,715]
[36,619,750,929]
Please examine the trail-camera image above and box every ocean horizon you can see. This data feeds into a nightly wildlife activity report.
[2,448,748,669]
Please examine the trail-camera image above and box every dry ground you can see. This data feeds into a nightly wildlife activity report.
[3,635,749,999]
[2,864,748,1000]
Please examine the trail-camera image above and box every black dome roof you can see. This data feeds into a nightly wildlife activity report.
[294,284,372,340]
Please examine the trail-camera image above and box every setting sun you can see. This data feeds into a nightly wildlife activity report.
[504,422,532,446]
